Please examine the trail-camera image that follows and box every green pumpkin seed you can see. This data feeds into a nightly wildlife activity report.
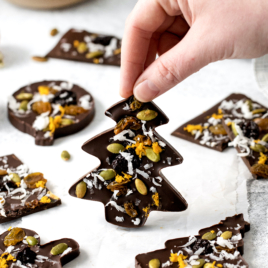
[16,92,33,101]
[221,231,232,240]
[76,181,87,198]
[77,42,88,54]
[61,150,71,161]
[10,173,21,184]
[252,108,266,115]
[107,143,125,154]
[245,99,253,111]
[202,231,216,240]
[192,259,205,268]
[135,179,147,195]
[61,118,74,126]
[262,134,268,143]
[86,51,104,59]
[26,236,38,246]
[19,100,28,111]
[99,169,116,181]
[50,243,68,255]
[231,122,238,136]
[137,110,158,121]
[204,263,215,268]
[148,258,160,268]
[250,144,267,153]
[145,148,160,162]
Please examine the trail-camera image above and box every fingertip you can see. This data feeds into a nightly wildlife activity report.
[134,80,160,102]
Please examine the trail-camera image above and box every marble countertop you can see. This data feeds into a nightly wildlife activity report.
[0,0,266,267]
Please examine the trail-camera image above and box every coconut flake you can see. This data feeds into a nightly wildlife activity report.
[115,216,124,222]
[61,247,72,257]
[79,95,92,110]
[106,201,125,213]
[150,187,157,193]
[136,169,149,179]
[131,218,141,225]
[32,112,50,131]
[162,260,172,267]
[112,129,136,143]
[120,152,134,175]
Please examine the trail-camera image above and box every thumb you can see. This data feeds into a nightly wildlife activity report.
[133,24,217,102]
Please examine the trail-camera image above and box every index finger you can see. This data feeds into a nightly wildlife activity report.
[120,0,167,98]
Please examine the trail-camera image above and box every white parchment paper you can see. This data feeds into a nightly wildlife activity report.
[0,0,266,267]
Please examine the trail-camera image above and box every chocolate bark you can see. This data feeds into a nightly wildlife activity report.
[0,227,79,267]
[46,29,121,66]
[69,96,188,228]
[0,154,61,223]
[135,214,250,268]
[221,94,268,178]
[8,80,95,146]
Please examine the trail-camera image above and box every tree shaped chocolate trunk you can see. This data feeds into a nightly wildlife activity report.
[69,96,188,228]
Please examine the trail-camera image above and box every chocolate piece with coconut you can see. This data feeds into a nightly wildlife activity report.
[135,214,250,268]
[69,96,188,228]
[8,80,95,146]
[0,227,79,267]
[0,154,61,224]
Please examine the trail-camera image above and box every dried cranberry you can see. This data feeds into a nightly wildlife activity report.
[190,238,213,254]
[52,90,77,106]
[238,121,260,139]
[92,36,113,46]
[17,247,36,264]
[111,148,140,174]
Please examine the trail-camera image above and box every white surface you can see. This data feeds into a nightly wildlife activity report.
[0,0,264,267]
[254,55,268,99]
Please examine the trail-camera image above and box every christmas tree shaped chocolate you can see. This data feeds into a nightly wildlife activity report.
[135,214,250,267]
[69,96,188,228]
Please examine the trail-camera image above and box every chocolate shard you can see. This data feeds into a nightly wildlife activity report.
[135,214,250,268]
[46,29,121,66]
[0,227,79,267]
[69,96,188,228]
[0,154,61,223]
[221,94,268,178]
[8,80,95,146]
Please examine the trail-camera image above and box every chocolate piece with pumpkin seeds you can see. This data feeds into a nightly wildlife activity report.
[69,96,187,228]
[0,227,79,267]
[0,154,61,224]
[135,214,250,268]
[46,29,121,66]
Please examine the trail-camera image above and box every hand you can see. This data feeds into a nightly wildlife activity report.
[120,0,268,102]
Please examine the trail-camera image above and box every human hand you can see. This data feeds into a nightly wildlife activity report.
[120,0,268,102]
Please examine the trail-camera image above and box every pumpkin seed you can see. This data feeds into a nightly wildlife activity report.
[262,134,268,143]
[192,259,205,268]
[61,150,71,161]
[149,258,160,268]
[252,108,266,115]
[32,56,48,62]
[0,169,8,176]
[47,191,60,200]
[221,231,232,240]
[19,100,29,111]
[16,92,33,101]
[99,169,116,181]
[250,144,267,153]
[77,42,88,54]
[137,110,158,121]
[231,122,238,136]
[10,173,21,184]
[204,263,215,268]
[245,99,253,111]
[61,118,74,126]
[202,231,216,240]
[107,143,125,154]
[50,243,68,255]
[50,28,59,36]
[85,51,104,59]
[145,148,160,162]
[26,236,38,246]
[76,181,87,198]
[135,179,147,195]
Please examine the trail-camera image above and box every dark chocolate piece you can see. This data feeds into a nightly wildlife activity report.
[46,29,121,66]
[69,96,188,228]
[135,214,250,268]
[221,94,268,178]
[0,227,79,267]
[171,94,247,152]
[0,154,61,224]
[8,80,95,146]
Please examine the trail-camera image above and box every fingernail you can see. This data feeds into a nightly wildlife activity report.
[134,80,160,102]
